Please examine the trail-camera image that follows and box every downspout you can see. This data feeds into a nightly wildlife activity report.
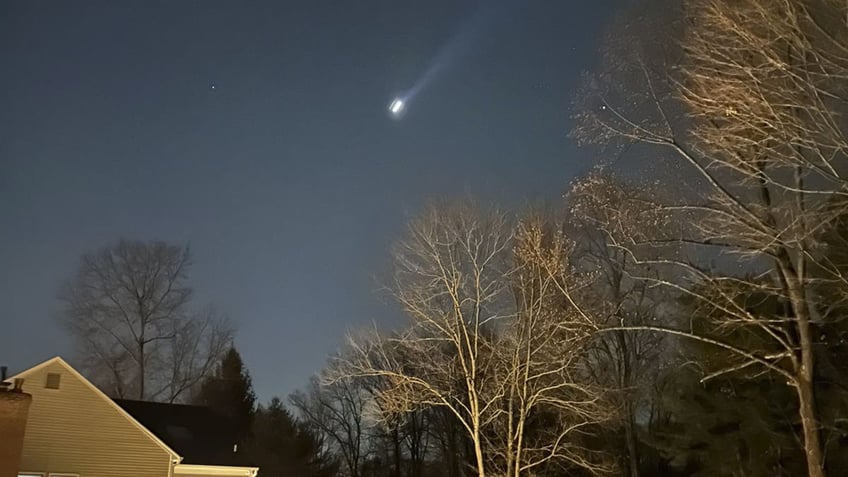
[168,455,181,477]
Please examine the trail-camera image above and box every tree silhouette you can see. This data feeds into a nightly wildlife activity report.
[195,347,256,443]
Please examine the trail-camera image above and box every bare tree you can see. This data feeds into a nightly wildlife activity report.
[291,371,370,477]
[60,239,233,402]
[337,204,612,477]
[426,406,472,477]
[566,173,670,477]
[164,306,234,403]
[498,216,615,476]
[574,1,848,475]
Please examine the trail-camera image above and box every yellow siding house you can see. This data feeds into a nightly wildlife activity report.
[11,357,258,477]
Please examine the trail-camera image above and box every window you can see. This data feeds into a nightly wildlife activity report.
[44,373,61,389]
[18,473,45,477]
[48,474,78,477]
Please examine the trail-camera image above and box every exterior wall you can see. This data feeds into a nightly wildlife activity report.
[17,360,173,477]
[0,388,32,477]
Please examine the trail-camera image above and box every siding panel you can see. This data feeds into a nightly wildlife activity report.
[18,361,173,477]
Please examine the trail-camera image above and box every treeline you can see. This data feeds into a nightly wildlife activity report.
[284,0,848,476]
[195,348,338,476]
[58,0,848,476]
[283,195,847,477]
[205,176,848,477]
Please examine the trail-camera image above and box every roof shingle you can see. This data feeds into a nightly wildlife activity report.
[113,398,253,466]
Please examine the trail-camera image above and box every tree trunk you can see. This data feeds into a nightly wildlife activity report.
[616,327,640,477]
[138,341,145,400]
[797,370,824,477]
[473,437,486,477]
[450,417,464,477]
[795,302,825,477]
[779,254,825,477]
[471,418,486,477]
[392,426,401,477]
[624,404,640,477]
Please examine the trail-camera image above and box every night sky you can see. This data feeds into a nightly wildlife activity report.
[2,1,620,399]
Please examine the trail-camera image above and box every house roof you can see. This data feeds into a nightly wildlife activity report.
[11,357,257,474]
[11,357,181,460]
[114,398,253,466]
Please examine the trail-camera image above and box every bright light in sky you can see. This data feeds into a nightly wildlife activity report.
[388,98,405,117]
[385,3,507,123]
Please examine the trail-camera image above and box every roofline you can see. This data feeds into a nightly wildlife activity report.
[11,356,182,461]
[174,463,259,476]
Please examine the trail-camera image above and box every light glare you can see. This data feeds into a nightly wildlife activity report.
[389,98,405,115]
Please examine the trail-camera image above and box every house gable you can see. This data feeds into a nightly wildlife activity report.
[13,357,178,477]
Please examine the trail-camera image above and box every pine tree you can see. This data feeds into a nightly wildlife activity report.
[195,347,257,442]
[651,242,848,476]
[249,398,338,477]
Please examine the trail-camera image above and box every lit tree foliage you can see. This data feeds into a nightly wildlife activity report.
[338,204,613,477]
[574,1,848,475]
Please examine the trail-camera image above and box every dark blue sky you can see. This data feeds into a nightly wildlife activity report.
[1,1,620,400]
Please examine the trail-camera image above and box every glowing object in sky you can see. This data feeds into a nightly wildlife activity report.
[386,3,511,121]
[388,98,406,118]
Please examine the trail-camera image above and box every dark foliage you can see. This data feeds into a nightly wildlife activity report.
[195,347,257,443]
[249,397,339,477]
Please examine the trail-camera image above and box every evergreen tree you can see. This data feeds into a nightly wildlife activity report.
[249,397,339,477]
[651,255,848,475]
[195,347,257,442]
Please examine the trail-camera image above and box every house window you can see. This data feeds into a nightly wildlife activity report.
[44,373,61,389]
[18,473,45,477]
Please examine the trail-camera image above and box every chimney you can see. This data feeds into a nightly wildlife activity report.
[0,377,32,477]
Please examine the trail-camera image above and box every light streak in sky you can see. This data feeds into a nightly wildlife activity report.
[387,1,514,120]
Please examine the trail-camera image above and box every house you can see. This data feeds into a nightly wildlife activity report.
[8,357,259,477]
